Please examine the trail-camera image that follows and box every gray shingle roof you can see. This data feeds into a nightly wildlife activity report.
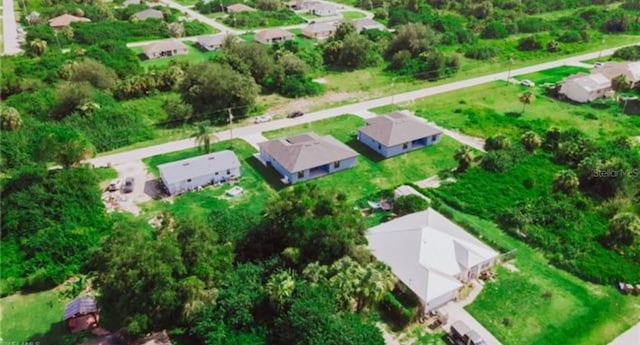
[143,39,188,56]
[259,132,358,173]
[565,73,611,91]
[196,34,226,48]
[64,296,97,320]
[303,22,336,33]
[133,8,164,20]
[255,28,294,41]
[359,112,442,147]
[158,150,241,185]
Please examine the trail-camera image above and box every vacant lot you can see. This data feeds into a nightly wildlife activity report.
[515,66,590,85]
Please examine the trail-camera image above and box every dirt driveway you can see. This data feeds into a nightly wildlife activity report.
[106,160,162,215]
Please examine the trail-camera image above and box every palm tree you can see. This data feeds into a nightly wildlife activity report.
[167,22,185,38]
[329,258,363,311]
[302,261,328,286]
[355,263,395,312]
[484,134,511,151]
[611,74,632,92]
[265,270,296,309]
[608,212,640,247]
[1,106,23,131]
[454,145,474,172]
[518,91,535,114]
[520,131,541,153]
[30,38,48,56]
[194,121,213,153]
[552,170,579,195]
[78,102,101,115]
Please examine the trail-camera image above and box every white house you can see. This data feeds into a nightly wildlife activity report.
[158,150,241,195]
[142,39,189,59]
[595,61,640,88]
[559,73,613,103]
[367,209,499,311]
[302,22,336,39]
[255,28,295,44]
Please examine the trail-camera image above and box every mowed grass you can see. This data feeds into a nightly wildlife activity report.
[340,11,366,19]
[131,41,221,70]
[436,207,640,345]
[515,65,590,85]
[379,80,640,140]
[262,115,462,201]
[142,139,277,221]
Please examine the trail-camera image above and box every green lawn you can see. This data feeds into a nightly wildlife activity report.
[372,80,640,140]
[0,288,82,344]
[340,11,366,19]
[515,66,590,85]
[433,206,640,345]
[142,139,277,221]
[131,41,221,70]
[262,115,462,202]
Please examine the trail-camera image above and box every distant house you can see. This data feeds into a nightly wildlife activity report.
[226,3,256,12]
[301,22,336,39]
[64,296,99,333]
[351,18,385,32]
[142,39,189,59]
[123,0,141,6]
[133,8,164,20]
[367,209,500,311]
[595,61,640,88]
[196,33,228,51]
[559,73,613,103]
[48,14,91,29]
[258,132,358,184]
[358,112,442,158]
[255,28,294,44]
[307,2,338,16]
[158,150,241,195]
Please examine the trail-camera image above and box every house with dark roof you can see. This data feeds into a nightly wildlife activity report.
[158,150,241,195]
[64,296,99,333]
[133,8,164,20]
[357,112,442,158]
[142,39,189,59]
[258,132,358,184]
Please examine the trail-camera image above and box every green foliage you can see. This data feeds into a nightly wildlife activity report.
[65,58,118,90]
[51,81,95,119]
[72,20,170,45]
[183,20,214,36]
[484,134,512,151]
[38,125,95,168]
[464,45,498,60]
[223,9,303,28]
[606,212,640,247]
[480,150,516,173]
[481,20,509,39]
[613,45,640,60]
[0,106,23,131]
[393,194,430,216]
[516,17,551,33]
[518,35,542,51]
[84,40,143,77]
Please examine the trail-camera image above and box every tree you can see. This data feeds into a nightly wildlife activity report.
[163,98,193,123]
[546,40,560,52]
[167,22,185,38]
[607,212,640,247]
[69,58,118,90]
[393,194,429,216]
[552,170,579,195]
[518,35,542,51]
[386,23,438,57]
[454,145,474,172]
[265,270,296,309]
[484,134,511,151]
[194,121,214,153]
[39,126,94,168]
[521,131,541,153]
[518,91,535,114]
[51,82,94,119]
[334,22,356,41]
[0,106,22,131]
[29,38,48,56]
[338,33,371,69]
[611,74,632,92]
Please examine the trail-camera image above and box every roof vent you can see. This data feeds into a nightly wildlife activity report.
[182,163,190,166]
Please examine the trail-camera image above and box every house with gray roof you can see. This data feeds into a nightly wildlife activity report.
[226,3,256,12]
[255,28,295,44]
[367,209,499,311]
[258,132,358,184]
[351,18,386,32]
[595,61,640,88]
[358,112,442,158]
[158,150,241,195]
[302,22,336,39]
[133,8,164,20]
[559,73,613,103]
[196,33,227,51]
[142,39,189,59]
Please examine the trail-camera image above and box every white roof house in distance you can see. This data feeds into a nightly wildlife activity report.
[367,209,499,311]
[358,112,442,158]
[196,33,228,51]
[306,2,338,16]
[255,28,295,44]
[133,8,164,20]
[158,150,241,195]
[48,14,91,29]
[351,18,385,32]
[559,73,613,103]
[258,132,358,184]
[226,3,256,12]
[143,39,189,59]
[596,61,640,88]
[302,22,336,40]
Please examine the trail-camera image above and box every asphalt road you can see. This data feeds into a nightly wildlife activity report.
[2,0,22,55]
[89,43,637,167]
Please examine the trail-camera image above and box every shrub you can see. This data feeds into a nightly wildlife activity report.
[480,150,514,172]
[481,20,509,39]
[518,35,542,51]
[557,30,583,43]
[613,45,640,60]
[394,195,430,216]
[516,17,551,33]
[464,45,498,60]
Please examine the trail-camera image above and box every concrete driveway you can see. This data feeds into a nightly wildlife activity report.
[108,160,161,215]
[3,0,22,55]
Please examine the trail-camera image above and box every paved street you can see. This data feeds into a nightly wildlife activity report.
[2,0,22,55]
[609,322,640,345]
[89,44,638,168]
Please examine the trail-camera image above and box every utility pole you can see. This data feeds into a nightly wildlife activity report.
[506,56,514,86]
[227,108,234,146]
[598,38,606,59]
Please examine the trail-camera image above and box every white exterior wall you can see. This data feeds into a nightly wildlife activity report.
[161,166,241,195]
[426,290,458,312]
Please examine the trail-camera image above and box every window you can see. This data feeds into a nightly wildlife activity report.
[215,172,219,175]
[226,169,231,175]
[378,144,382,150]
[298,171,304,178]
[403,142,408,149]
[432,135,438,141]
[187,178,192,183]
[334,161,340,168]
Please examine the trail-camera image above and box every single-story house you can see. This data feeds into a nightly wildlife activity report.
[255,28,295,44]
[48,14,91,29]
[357,112,442,158]
[133,8,164,20]
[158,150,241,195]
[258,132,358,184]
[351,18,385,32]
[367,209,500,311]
[596,61,640,88]
[64,296,99,333]
[301,22,336,39]
[559,73,613,103]
[307,2,338,16]
[142,39,189,59]
[226,3,256,12]
[123,0,141,7]
[196,33,228,51]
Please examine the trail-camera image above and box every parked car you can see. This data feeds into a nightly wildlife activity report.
[594,62,604,68]
[123,177,135,193]
[287,111,304,118]
[520,79,535,87]
[254,115,273,124]
[447,321,486,345]
[107,179,121,192]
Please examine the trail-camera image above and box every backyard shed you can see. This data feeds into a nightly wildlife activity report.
[64,296,99,333]
[158,150,241,195]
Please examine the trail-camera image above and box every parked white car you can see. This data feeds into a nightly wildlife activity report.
[254,115,273,124]
[521,79,535,87]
